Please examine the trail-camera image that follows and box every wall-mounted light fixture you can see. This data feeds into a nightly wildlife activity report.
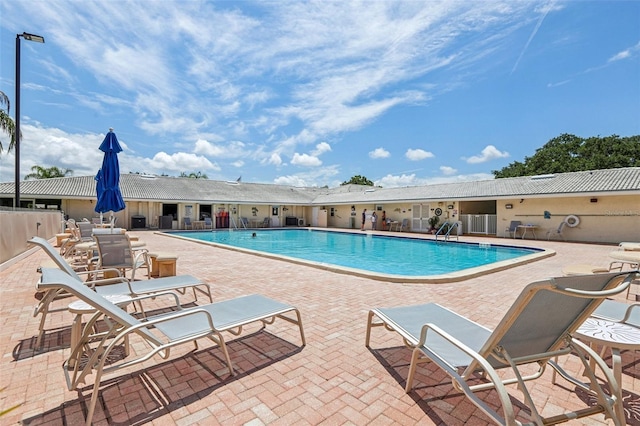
[590,198,598,203]
[505,204,513,209]
[519,199,524,203]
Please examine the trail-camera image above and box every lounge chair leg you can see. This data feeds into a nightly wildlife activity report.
[209,332,235,376]
[405,348,421,392]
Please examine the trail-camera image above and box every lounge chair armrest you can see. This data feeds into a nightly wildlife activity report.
[415,322,516,418]
[555,272,636,298]
[75,269,128,285]
[128,291,183,310]
[623,303,640,324]
[417,322,485,364]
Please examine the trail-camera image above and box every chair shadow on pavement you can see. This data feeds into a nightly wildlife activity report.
[574,348,640,426]
[13,326,72,361]
[21,329,303,425]
[368,345,637,426]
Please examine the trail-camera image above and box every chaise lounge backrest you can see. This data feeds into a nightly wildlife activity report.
[30,236,83,279]
[474,271,632,372]
[39,267,160,345]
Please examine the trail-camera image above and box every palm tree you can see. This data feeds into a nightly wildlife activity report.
[0,90,17,154]
[24,165,73,180]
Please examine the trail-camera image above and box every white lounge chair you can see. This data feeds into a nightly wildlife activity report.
[592,299,640,327]
[92,233,150,281]
[29,237,213,345]
[366,271,636,425]
[38,267,305,426]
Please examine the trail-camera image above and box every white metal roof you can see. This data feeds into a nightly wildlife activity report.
[0,167,638,205]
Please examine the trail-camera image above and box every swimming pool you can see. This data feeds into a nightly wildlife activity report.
[166,229,553,283]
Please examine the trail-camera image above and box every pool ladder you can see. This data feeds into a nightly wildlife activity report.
[435,222,459,242]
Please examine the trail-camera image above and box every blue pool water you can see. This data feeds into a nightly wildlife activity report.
[170,229,542,279]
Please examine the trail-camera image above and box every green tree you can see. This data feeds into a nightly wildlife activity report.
[0,90,17,154]
[492,133,640,178]
[341,175,374,186]
[24,165,73,180]
[180,171,208,179]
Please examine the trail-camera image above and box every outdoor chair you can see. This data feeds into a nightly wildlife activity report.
[92,233,151,281]
[29,237,213,346]
[546,221,568,241]
[204,217,213,229]
[365,271,636,425]
[261,217,270,228]
[183,217,193,230]
[59,220,94,259]
[505,220,521,238]
[38,267,306,426]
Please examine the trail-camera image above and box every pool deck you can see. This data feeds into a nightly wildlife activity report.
[1,231,638,425]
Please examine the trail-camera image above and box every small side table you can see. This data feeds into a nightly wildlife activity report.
[575,317,640,387]
[67,294,132,367]
[148,252,178,278]
[517,225,538,239]
[56,233,73,247]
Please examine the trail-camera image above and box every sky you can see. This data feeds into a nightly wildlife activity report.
[0,1,638,188]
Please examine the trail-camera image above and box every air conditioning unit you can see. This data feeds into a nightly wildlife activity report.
[298,218,305,226]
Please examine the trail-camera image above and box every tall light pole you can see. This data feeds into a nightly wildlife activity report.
[15,32,45,208]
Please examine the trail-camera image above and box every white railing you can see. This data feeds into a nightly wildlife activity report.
[460,214,497,235]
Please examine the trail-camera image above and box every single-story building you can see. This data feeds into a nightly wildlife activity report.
[1,167,638,245]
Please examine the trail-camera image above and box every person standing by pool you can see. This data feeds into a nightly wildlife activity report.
[371,211,377,230]
[361,209,367,230]
[381,211,387,231]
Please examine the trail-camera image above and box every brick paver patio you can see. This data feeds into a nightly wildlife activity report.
[1,231,637,425]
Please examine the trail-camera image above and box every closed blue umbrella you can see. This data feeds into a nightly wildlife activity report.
[94,129,125,223]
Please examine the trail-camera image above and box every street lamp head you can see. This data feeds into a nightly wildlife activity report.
[20,32,45,43]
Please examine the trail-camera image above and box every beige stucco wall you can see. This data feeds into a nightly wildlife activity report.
[62,199,129,227]
[0,210,63,265]
[323,203,416,230]
[496,195,640,243]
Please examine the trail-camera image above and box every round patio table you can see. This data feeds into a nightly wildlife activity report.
[67,294,132,368]
[575,317,640,387]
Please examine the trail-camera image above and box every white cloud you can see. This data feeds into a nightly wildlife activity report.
[376,173,418,188]
[194,139,247,158]
[3,1,572,187]
[274,165,340,187]
[464,145,509,164]
[608,41,640,63]
[266,153,283,166]
[377,172,494,188]
[440,166,457,175]
[405,148,434,161]
[147,152,219,172]
[291,153,322,167]
[369,147,390,159]
[311,142,332,156]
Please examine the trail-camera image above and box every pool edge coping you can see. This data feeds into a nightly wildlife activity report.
[157,229,556,284]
